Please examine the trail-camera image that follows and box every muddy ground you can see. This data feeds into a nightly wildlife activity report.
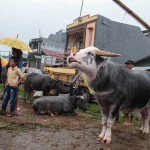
[0,96,149,150]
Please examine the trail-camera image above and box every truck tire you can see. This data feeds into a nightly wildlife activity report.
[80,87,91,103]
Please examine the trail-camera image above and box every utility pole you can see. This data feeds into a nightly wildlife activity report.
[113,0,150,31]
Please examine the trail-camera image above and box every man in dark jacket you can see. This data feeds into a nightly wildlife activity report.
[123,60,135,125]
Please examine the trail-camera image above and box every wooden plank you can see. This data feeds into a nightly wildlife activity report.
[44,67,76,75]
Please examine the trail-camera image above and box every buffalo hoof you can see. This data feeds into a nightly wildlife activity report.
[139,127,149,134]
[139,126,143,131]
[102,136,112,144]
[97,134,104,141]
[142,129,149,135]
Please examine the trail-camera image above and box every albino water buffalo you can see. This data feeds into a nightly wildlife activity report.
[67,46,150,143]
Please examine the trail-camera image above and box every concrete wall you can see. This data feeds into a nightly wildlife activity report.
[95,15,150,64]
[43,30,67,53]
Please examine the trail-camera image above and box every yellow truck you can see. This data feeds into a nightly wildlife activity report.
[44,66,94,102]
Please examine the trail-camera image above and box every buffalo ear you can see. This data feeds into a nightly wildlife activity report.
[95,55,105,64]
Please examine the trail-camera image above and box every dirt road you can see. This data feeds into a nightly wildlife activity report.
[0,99,149,150]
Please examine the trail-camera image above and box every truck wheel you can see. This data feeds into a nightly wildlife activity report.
[80,87,91,103]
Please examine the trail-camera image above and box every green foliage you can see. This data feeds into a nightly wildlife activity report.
[0,123,20,130]
[18,85,24,96]
[0,83,24,97]
[0,83,3,90]
[0,122,45,130]
[77,103,143,128]
[77,103,100,115]
[86,103,100,114]
[117,112,141,128]
[134,115,141,128]
[77,103,101,120]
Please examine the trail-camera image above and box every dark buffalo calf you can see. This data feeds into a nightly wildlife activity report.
[32,94,87,115]
[24,73,63,101]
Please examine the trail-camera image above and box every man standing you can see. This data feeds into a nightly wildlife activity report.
[1,56,24,117]
[123,60,135,125]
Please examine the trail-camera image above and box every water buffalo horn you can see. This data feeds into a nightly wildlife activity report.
[96,50,121,57]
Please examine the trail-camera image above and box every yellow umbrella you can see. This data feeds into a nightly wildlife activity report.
[0,56,8,66]
[0,37,32,52]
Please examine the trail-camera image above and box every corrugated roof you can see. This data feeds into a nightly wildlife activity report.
[42,49,64,59]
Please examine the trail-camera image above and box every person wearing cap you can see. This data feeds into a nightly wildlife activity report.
[123,60,135,125]
[125,60,135,70]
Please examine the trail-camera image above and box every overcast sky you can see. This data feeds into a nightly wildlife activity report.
[0,0,150,54]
